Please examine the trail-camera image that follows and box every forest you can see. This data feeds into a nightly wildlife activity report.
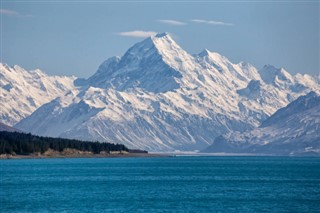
[0,131,146,155]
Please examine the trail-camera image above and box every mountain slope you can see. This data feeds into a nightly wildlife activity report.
[15,33,319,151]
[87,33,184,93]
[0,63,77,125]
[0,122,21,132]
[204,92,320,155]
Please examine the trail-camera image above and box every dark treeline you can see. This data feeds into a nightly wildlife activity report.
[0,131,132,155]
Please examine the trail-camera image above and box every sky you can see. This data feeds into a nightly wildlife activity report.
[0,1,319,78]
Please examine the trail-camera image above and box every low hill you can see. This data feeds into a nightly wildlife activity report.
[0,131,147,156]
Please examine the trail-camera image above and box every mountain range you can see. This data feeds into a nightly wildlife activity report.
[0,63,76,126]
[204,91,320,155]
[1,33,319,152]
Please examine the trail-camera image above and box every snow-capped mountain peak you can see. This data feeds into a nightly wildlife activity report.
[198,49,211,57]
[259,64,294,85]
[122,32,184,62]
[0,63,77,125]
[85,33,188,93]
[154,32,169,38]
[197,48,229,65]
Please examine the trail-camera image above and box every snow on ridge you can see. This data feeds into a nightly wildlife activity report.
[0,63,78,126]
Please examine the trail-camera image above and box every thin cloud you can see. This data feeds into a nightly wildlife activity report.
[116,31,157,38]
[158,19,187,26]
[191,19,233,26]
[0,9,19,16]
[0,9,32,17]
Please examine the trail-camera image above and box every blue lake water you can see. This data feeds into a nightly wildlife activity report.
[1,156,320,212]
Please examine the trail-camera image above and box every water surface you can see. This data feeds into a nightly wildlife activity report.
[1,156,320,212]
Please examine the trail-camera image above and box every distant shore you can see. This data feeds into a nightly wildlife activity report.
[0,153,170,159]
[0,148,169,159]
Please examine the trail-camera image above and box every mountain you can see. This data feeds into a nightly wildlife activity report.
[203,92,320,155]
[0,122,21,132]
[14,33,319,151]
[0,63,77,126]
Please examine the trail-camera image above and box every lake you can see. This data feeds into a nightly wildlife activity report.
[1,156,320,212]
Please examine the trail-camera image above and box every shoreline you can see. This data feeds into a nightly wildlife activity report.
[0,152,170,160]
[2,152,317,159]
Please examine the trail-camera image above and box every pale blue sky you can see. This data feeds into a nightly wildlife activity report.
[1,1,319,78]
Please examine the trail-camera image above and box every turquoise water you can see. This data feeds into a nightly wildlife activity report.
[1,156,320,212]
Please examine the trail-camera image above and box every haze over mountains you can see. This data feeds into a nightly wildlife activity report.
[1,33,319,152]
